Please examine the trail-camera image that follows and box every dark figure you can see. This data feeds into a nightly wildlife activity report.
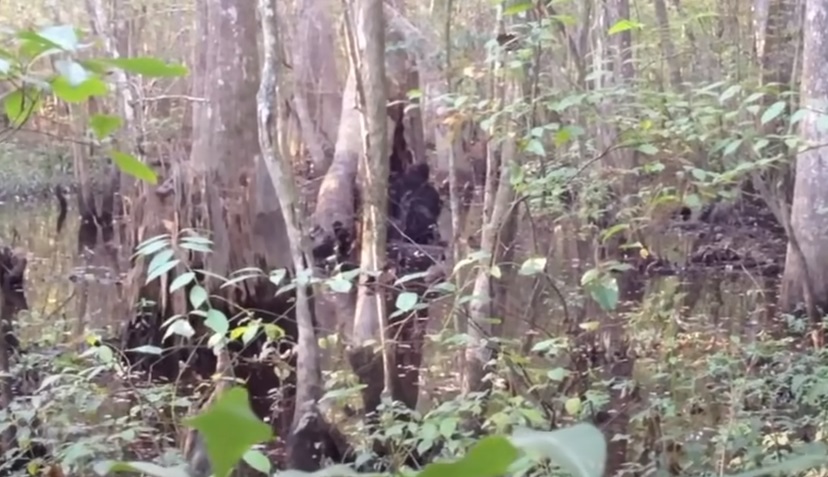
[55,185,67,235]
[388,163,443,245]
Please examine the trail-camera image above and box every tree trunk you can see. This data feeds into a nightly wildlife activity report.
[780,0,828,313]
[348,0,392,417]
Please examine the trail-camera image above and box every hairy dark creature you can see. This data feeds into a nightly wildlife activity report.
[388,162,443,245]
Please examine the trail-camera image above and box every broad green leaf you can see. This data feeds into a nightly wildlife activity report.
[419,435,518,477]
[327,275,352,293]
[205,309,230,336]
[524,138,545,156]
[147,249,175,278]
[789,108,807,126]
[587,276,619,311]
[504,1,533,15]
[518,257,547,276]
[90,114,123,139]
[242,449,272,475]
[546,367,569,381]
[111,150,158,184]
[761,100,787,125]
[189,285,208,309]
[146,259,180,284]
[395,292,418,312]
[580,268,600,286]
[55,59,90,86]
[0,58,11,75]
[126,345,163,355]
[564,397,582,416]
[185,387,274,477]
[509,424,606,477]
[607,19,643,35]
[723,138,742,156]
[169,272,195,293]
[37,25,79,51]
[3,88,40,127]
[51,76,109,103]
[636,143,658,155]
[242,323,260,344]
[93,460,190,477]
[719,84,740,103]
[163,319,195,341]
[103,57,188,77]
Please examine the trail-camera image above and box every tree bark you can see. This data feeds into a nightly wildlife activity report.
[780,0,828,313]
[348,0,392,416]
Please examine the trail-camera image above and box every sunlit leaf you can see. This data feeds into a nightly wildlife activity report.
[242,449,272,475]
[163,319,195,340]
[111,150,158,184]
[147,249,175,278]
[509,424,606,477]
[719,84,741,103]
[761,100,787,125]
[0,58,11,75]
[524,138,545,156]
[89,114,123,139]
[518,257,547,276]
[3,88,40,127]
[564,397,582,416]
[587,276,619,311]
[51,76,109,103]
[636,143,658,155]
[607,19,643,35]
[103,57,188,77]
[419,435,518,477]
[169,272,195,293]
[36,25,79,51]
[395,292,418,312]
[126,345,163,355]
[54,59,90,86]
[185,387,274,477]
[189,285,208,309]
[327,275,352,293]
[205,309,229,336]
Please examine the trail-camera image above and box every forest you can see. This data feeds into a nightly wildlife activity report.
[0,0,824,476]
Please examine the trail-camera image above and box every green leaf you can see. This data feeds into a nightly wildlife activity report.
[518,257,547,276]
[504,1,533,16]
[51,76,109,103]
[185,387,274,477]
[636,143,658,155]
[169,272,195,293]
[0,58,11,75]
[90,114,123,139]
[587,276,619,311]
[327,275,352,293]
[54,59,90,86]
[509,424,606,477]
[126,345,163,355]
[103,57,188,77]
[524,138,545,156]
[270,268,287,286]
[146,249,179,284]
[163,319,195,341]
[719,84,741,103]
[111,150,158,184]
[36,25,79,51]
[395,292,419,312]
[242,449,272,475]
[93,460,190,477]
[205,309,230,336]
[3,88,40,127]
[723,138,742,156]
[761,100,787,125]
[190,285,208,309]
[419,435,518,477]
[607,19,643,35]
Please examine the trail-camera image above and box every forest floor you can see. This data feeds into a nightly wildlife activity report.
[642,198,787,277]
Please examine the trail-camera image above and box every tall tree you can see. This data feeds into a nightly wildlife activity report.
[780,1,828,313]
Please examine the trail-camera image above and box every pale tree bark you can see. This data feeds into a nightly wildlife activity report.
[653,0,682,90]
[293,0,342,173]
[258,0,346,470]
[348,0,393,416]
[781,1,828,315]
